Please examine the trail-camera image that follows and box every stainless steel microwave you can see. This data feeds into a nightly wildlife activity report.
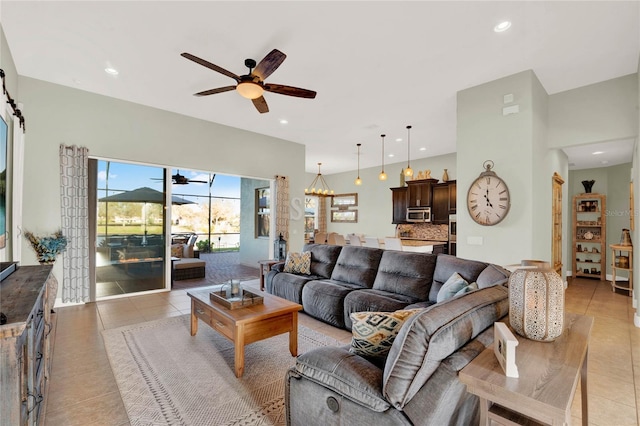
[406,207,431,222]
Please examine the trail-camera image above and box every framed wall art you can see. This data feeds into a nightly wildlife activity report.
[331,210,357,223]
[494,322,519,378]
[331,193,358,209]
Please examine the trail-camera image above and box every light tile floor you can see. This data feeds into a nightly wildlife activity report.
[43,278,639,425]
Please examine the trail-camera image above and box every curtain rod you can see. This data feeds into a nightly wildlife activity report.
[0,69,25,131]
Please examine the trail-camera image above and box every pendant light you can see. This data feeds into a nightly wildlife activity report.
[379,134,387,181]
[355,143,362,186]
[305,162,334,197]
[404,125,414,177]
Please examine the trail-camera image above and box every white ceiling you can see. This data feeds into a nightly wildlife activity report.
[2,1,639,174]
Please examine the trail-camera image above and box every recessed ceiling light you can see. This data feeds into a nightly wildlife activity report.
[419,147,426,151]
[494,21,511,33]
[395,138,402,142]
[592,151,604,155]
[388,154,395,158]
[104,67,119,76]
[279,119,288,124]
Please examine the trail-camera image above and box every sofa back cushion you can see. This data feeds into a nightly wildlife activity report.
[382,285,509,409]
[303,244,343,278]
[331,245,384,288]
[476,263,511,289]
[372,251,436,300]
[429,254,489,302]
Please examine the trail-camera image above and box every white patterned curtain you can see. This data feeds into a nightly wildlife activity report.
[318,197,327,233]
[59,145,90,303]
[274,176,289,250]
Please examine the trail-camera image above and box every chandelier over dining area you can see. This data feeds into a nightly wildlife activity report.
[305,163,334,197]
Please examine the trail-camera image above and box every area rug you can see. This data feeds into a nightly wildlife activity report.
[102,314,342,425]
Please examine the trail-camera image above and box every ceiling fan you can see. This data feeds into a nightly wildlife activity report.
[152,171,208,185]
[181,49,316,113]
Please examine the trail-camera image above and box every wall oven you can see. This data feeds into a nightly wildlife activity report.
[448,214,457,256]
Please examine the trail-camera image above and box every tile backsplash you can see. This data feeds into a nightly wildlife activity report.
[397,223,449,241]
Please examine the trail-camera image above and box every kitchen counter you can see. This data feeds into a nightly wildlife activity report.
[399,238,447,247]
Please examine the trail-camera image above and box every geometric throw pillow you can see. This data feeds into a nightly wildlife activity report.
[170,243,184,258]
[436,272,469,303]
[349,309,421,360]
[283,251,311,275]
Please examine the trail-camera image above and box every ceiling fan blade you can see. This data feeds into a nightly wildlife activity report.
[181,52,241,82]
[252,49,286,81]
[194,86,236,96]
[252,96,269,114]
[188,180,208,183]
[265,83,317,99]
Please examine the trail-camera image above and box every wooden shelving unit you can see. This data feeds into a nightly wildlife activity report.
[572,193,606,280]
[610,244,633,295]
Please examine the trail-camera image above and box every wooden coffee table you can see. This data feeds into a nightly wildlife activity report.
[187,287,302,378]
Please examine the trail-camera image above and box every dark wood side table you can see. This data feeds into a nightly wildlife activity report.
[459,312,593,426]
[258,259,279,291]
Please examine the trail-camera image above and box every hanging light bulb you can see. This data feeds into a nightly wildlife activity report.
[379,134,387,181]
[355,143,363,186]
[404,125,414,177]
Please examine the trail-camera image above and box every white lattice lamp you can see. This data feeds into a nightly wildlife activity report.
[508,261,565,342]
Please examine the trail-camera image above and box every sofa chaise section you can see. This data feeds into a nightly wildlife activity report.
[286,284,510,426]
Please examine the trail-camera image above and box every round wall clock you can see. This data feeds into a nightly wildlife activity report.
[466,160,511,226]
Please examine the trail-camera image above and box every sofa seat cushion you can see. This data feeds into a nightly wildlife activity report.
[429,254,489,303]
[304,243,343,278]
[343,290,419,330]
[173,258,206,269]
[372,251,436,300]
[383,285,509,409]
[350,309,421,360]
[302,279,365,328]
[295,346,391,412]
[267,272,317,305]
[330,246,384,288]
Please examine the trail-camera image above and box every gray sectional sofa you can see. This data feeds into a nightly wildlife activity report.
[265,243,511,425]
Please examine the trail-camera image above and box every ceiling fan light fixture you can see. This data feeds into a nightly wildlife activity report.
[236,81,264,99]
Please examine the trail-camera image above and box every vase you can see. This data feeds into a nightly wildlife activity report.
[581,180,595,193]
[509,262,565,341]
[442,169,449,182]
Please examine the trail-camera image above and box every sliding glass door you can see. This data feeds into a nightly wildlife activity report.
[93,160,167,298]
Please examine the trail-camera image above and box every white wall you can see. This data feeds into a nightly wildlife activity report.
[16,77,307,272]
[548,74,638,148]
[240,178,271,266]
[457,71,539,266]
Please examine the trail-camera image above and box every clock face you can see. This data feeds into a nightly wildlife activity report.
[467,174,511,226]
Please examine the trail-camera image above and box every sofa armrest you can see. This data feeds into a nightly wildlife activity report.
[295,346,391,412]
[271,261,285,273]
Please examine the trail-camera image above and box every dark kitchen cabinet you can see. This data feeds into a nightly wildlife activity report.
[432,180,457,224]
[391,187,408,224]
[406,179,437,207]
[431,184,449,224]
[448,181,457,213]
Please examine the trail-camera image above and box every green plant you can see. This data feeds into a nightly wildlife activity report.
[196,239,211,253]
